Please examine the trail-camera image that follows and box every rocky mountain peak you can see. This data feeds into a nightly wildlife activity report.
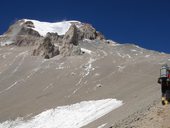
[0,19,108,58]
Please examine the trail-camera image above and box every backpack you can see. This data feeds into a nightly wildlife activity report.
[160,64,169,78]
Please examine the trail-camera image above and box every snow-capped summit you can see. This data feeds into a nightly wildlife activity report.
[23,19,82,36]
[0,19,106,47]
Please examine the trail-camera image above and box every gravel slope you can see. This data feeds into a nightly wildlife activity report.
[0,41,170,127]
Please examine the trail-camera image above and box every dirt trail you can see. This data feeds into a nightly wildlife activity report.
[112,101,170,128]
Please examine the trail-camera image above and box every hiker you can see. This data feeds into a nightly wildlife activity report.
[158,64,170,105]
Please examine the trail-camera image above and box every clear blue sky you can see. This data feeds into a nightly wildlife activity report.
[0,0,170,53]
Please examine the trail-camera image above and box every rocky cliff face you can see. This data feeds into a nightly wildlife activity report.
[0,19,106,58]
[0,20,42,46]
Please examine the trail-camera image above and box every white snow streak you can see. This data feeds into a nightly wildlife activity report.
[106,40,119,46]
[84,58,95,77]
[43,83,54,91]
[12,52,28,74]
[0,41,14,46]
[0,81,18,94]
[145,55,151,58]
[116,52,132,59]
[81,48,92,54]
[0,99,123,128]
[56,62,65,70]
[131,49,137,52]
[97,123,107,128]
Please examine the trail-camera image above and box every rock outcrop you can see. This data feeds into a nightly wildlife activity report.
[0,20,42,46]
[33,24,82,58]
[33,35,59,59]
[60,24,79,56]
[77,23,105,41]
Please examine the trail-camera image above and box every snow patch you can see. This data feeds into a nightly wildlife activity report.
[160,52,166,55]
[56,62,64,70]
[83,39,91,42]
[0,99,123,128]
[131,49,137,52]
[24,19,81,37]
[116,52,132,59]
[84,58,95,77]
[81,48,92,54]
[107,40,119,46]
[0,41,14,46]
[126,54,132,58]
[145,55,151,58]
[134,45,142,49]
[97,123,107,128]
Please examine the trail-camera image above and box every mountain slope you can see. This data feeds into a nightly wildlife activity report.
[0,19,170,128]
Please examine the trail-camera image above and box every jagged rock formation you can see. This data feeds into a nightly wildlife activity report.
[60,24,79,56]
[32,36,60,59]
[0,20,42,46]
[78,23,105,40]
[33,24,82,58]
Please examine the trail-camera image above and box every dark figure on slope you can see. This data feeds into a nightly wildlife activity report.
[158,64,170,105]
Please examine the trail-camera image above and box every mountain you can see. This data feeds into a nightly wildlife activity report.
[0,19,170,128]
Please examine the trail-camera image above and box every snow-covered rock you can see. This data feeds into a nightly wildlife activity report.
[0,99,123,128]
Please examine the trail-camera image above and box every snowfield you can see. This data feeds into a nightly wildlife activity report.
[24,19,81,36]
[0,99,122,128]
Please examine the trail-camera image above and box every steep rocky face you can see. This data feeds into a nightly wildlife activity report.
[78,23,105,40]
[60,24,79,56]
[32,22,103,58]
[79,23,96,40]
[0,20,42,46]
